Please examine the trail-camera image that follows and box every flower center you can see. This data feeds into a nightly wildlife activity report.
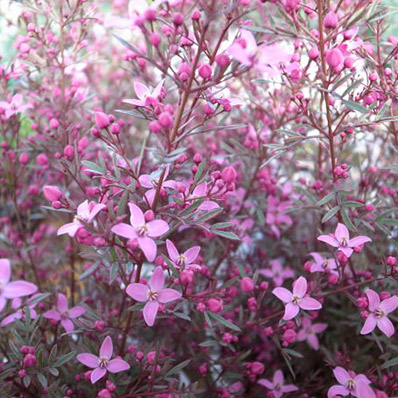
[73,215,86,223]
[61,311,69,320]
[322,260,329,268]
[292,294,300,305]
[176,255,186,267]
[147,289,158,301]
[137,224,148,236]
[275,382,281,391]
[340,237,348,247]
[98,356,108,368]
[346,379,355,391]
[375,308,386,318]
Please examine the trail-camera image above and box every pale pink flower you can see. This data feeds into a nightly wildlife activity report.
[297,317,327,350]
[126,266,181,326]
[360,289,398,337]
[166,239,201,270]
[57,200,106,237]
[258,370,298,398]
[230,218,254,246]
[309,252,338,275]
[1,293,41,326]
[186,182,219,212]
[111,203,169,262]
[123,79,164,108]
[138,167,176,206]
[317,223,371,258]
[0,94,32,119]
[0,259,38,312]
[77,336,130,384]
[266,196,293,238]
[273,276,322,320]
[260,259,294,287]
[43,293,86,332]
[328,367,375,398]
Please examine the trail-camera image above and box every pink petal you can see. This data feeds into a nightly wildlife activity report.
[333,367,351,385]
[310,252,323,265]
[77,200,90,219]
[152,79,164,98]
[134,81,149,99]
[0,312,22,326]
[107,358,130,373]
[144,189,156,206]
[281,384,299,393]
[312,323,328,333]
[146,220,169,237]
[0,297,6,312]
[91,367,107,384]
[166,240,179,262]
[57,294,68,313]
[61,319,74,332]
[129,203,145,228]
[149,266,165,291]
[157,288,182,303]
[360,315,377,335]
[258,378,274,389]
[348,236,371,247]
[328,385,350,398]
[356,380,376,398]
[138,236,157,262]
[366,289,380,312]
[0,259,11,284]
[57,222,81,237]
[272,287,292,303]
[3,281,38,299]
[338,247,353,258]
[317,235,339,247]
[283,302,299,320]
[43,310,61,321]
[228,44,252,66]
[192,182,207,197]
[240,29,258,53]
[123,98,145,107]
[138,175,153,188]
[68,306,86,318]
[111,223,136,239]
[335,223,349,241]
[299,297,322,311]
[307,334,319,350]
[184,246,200,264]
[77,353,99,368]
[87,203,106,222]
[377,316,395,337]
[143,300,159,326]
[293,277,307,298]
[273,370,284,384]
[100,336,113,358]
[126,283,149,302]
[380,296,398,314]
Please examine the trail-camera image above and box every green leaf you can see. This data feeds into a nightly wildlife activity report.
[180,198,205,217]
[321,206,340,223]
[381,357,398,369]
[194,161,206,185]
[79,263,99,280]
[54,350,76,367]
[49,345,57,364]
[317,192,336,207]
[165,359,191,377]
[206,311,241,332]
[212,230,241,241]
[195,208,223,223]
[37,373,48,388]
[199,340,218,347]
[81,160,105,175]
[341,207,356,231]
[342,99,369,114]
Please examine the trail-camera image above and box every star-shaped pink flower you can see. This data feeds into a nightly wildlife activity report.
[297,317,327,350]
[258,370,298,398]
[166,239,201,270]
[328,367,375,398]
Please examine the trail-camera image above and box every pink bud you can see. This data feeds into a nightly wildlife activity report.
[111,122,121,135]
[158,112,173,128]
[19,152,29,165]
[308,47,319,60]
[221,166,237,183]
[43,185,62,201]
[36,153,49,166]
[387,256,397,266]
[216,54,230,68]
[208,298,223,313]
[94,111,110,129]
[324,12,338,29]
[191,9,201,20]
[63,145,74,158]
[49,118,60,129]
[240,277,255,292]
[250,362,264,375]
[199,64,212,79]
[326,49,343,68]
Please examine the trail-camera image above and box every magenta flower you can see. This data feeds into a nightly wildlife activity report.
[43,293,86,332]
[138,167,176,206]
[0,94,32,119]
[126,266,182,326]
[57,200,106,237]
[186,182,219,212]
[111,203,169,262]
[258,370,298,398]
[266,196,293,238]
[0,259,38,312]
[328,367,375,398]
[297,317,327,350]
[260,259,294,287]
[123,79,164,108]
[360,289,398,337]
[166,239,201,270]
[1,293,41,326]
[309,252,338,275]
[317,223,371,258]
[273,276,322,320]
[77,336,130,384]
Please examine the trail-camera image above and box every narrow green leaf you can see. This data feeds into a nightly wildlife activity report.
[207,311,241,332]
[321,206,340,223]
[165,359,191,377]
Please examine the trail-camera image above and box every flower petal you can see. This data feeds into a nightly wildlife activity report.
[68,306,86,318]
[281,384,299,393]
[293,277,307,298]
[299,297,322,311]
[184,246,201,264]
[366,289,380,312]
[90,367,106,384]
[348,236,371,247]
[57,293,68,313]
[356,380,376,398]
[146,220,169,237]
[333,367,351,385]
[166,240,179,262]
[3,281,38,299]
[274,370,284,384]
[77,200,90,219]
[335,223,349,241]
[57,222,80,237]
[149,266,165,291]
[134,81,149,99]
[360,315,377,335]
[129,203,145,228]
[328,385,350,398]
[0,259,11,284]
[257,378,274,389]
[0,312,22,326]
[272,287,292,303]
[317,235,339,247]
[111,223,136,239]
[143,300,159,326]
[77,353,99,368]
[43,310,61,321]
[138,236,157,262]
[126,283,149,302]
[377,316,395,337]
[283,302,299,320]
[157,288,182,303]
[107,358,130,373]
[87,203,106,222]
[100,336,113,358]
[380,296,398,314]
[61,319,74,332]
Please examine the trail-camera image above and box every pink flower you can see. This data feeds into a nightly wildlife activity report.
[0,259,38,312]
[77,336,130,384]
[138,167,176,206]
[57,200,106,237]
[166,239,201,270]
[297,317,327,350]
[43,293,86,332]
[360,289,398,337]
[272,276,322,320]
[258,370,298,398]
[317,223,371,258]
[266,196,293,238]
[111,203,169,262]
[328,367,376,398]
[123,79,164,108]
[126,266,182,326]
[0,94,32,119]
[1,293,41,326]
[309,252,338,275]
[260,259,294,287]
[186,182,219,212]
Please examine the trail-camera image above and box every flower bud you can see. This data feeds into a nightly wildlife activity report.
[43,185,62,201]
[94,111,110,129]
